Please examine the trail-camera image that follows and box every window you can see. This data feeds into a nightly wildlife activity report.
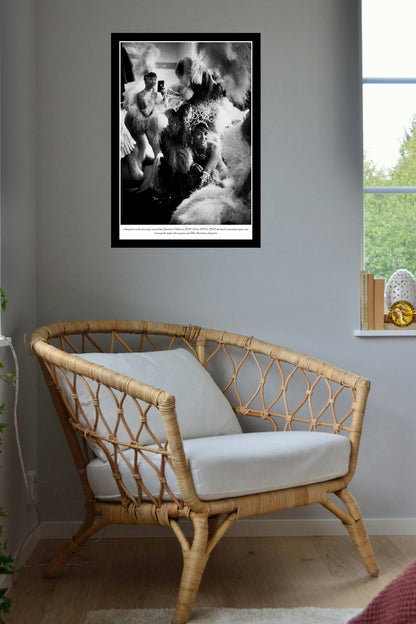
[362,0,416,330]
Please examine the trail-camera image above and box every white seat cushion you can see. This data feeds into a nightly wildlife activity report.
[86,431,351,502]
[58,349,242,461]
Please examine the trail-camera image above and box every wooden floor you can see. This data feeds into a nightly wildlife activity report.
[4,535,416,623]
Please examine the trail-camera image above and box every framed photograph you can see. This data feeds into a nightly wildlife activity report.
[111,33,260,247]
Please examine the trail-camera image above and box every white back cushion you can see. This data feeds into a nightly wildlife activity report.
[58,349,242,461]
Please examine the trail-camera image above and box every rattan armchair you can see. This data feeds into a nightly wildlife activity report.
[30,320,378,624]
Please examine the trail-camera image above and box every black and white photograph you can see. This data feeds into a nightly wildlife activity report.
[112,34,260,247]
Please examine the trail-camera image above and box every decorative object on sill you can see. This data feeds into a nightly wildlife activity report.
[360,270,385,330]
[367,273,374,329]
[360,270,369,330]
[385,269,416,311]
[384,269,416,328]
[388,300,416,327]
[373,278,385,329]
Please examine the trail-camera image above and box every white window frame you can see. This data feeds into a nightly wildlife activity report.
[357,11,416,336]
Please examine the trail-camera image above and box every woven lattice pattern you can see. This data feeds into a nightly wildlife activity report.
[204,342,357,435]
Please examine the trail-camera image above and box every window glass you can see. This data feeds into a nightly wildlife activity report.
[363,84,416,183]
[364,194,416,281]
[362,0,416,78]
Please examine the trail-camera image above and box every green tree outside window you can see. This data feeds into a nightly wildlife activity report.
[364,116,416,282]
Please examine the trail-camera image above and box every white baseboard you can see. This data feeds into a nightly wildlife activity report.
[40,517,416,540]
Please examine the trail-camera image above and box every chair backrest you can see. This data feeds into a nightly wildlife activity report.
[31,320,368,435]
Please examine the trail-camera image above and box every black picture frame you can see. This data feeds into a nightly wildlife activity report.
[111,33,260,248]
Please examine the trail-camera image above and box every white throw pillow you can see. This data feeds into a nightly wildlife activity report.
[58,349,242,461]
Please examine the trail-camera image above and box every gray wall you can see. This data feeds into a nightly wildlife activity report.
[1,0,38,557]
[2,0,415,543]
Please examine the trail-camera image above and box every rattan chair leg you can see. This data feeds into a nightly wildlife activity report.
[43,512,107,578]
[172,514,211,624]
[336,488,379,576]
[322,488,379,577]
[343,516,379,576]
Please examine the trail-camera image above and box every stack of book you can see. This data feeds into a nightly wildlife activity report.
[360,270,385,330]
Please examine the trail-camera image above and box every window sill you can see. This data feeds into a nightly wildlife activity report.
[354,328,416,337]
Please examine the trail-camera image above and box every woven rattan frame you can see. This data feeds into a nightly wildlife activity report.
[30,320,378,624]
